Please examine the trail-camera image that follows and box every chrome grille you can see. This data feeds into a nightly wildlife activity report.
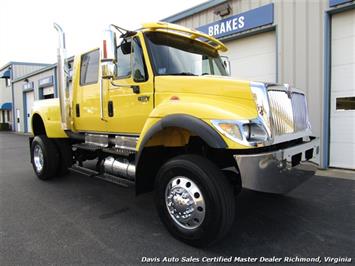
[268,90,294,135]
[291,93,310,132]
[268,89,310,136]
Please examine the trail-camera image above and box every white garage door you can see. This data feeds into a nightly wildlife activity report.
[223,31,276,83]
[25,91,35,133]
[330,9,355,169]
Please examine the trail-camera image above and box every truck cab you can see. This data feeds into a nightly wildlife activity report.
[29,22,319,247]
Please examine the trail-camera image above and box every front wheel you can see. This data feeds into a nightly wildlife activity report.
[155,154,235,247]
[31,135,59,180]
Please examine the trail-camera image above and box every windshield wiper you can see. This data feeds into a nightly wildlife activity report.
[168,72,197,76]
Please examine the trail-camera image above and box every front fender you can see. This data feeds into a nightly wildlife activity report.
[137,96,258,151]
[137,114,227,153]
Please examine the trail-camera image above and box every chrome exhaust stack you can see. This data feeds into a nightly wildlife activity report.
[53,23,71,131]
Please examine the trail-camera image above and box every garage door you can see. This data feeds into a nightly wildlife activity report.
[25,91,35,133]
[330,9,355,169]
[223,31,276,83]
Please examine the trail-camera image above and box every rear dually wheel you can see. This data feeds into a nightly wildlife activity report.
[31,135,59,180]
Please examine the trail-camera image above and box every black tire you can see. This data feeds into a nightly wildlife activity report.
[155,154,235,247]
[31,135,59,180]
[54,139,73,176]
[222,169,242,195]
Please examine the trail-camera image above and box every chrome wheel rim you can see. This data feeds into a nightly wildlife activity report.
[165,176,206,230]
[33,145,44,173]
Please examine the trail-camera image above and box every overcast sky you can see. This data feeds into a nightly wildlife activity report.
[0,0,206,67]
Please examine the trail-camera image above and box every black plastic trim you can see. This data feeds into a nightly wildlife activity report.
[136,114,227,164]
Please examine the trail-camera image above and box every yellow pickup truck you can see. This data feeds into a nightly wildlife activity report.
[29,22,319,247]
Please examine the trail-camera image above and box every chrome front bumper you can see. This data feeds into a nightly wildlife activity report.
[234,137,320,194]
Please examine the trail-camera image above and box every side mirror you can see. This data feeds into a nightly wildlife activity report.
[221,56,231,76]
[121,41,131,55]
[101,29,117,79]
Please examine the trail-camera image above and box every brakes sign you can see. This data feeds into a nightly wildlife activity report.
[197,3,274,39]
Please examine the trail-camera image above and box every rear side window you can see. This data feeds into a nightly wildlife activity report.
[80,49,99,85]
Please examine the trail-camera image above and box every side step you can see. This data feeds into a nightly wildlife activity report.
[73,143,134,157]
[69,165,135,188]
[73,143,101,152]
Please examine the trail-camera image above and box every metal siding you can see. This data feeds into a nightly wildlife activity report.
[278,0,327,145]
[0,80,12,104]
[12,64,47,80]
[295,1,308,91]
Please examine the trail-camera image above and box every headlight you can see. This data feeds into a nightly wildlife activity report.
[242,122,268,142]
[211,121,243,142]
[211,119,269,146]
[212,83,273,146]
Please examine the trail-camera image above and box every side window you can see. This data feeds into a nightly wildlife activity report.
[116,40,132,78]
[132,37,148,82]
[80,49,99,85]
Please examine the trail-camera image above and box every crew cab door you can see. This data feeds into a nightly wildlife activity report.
[73,49,107,132]
[106,34,153,134]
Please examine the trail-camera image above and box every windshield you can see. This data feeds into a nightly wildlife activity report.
[144,32,228,76]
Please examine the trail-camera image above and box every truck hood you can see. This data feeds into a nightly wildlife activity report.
[154,75,254,100]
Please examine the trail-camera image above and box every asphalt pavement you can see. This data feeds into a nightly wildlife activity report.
[0,132,354,265]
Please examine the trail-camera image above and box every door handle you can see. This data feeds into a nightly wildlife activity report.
[76,104,80,117]
[108,101,114,117]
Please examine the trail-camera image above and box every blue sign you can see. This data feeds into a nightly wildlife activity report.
[23,81,34,90]
[197,3,274,39]
[329,0,353,7]
[39,76,53,87]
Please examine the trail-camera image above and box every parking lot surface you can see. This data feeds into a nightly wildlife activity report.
[0,132,354,265]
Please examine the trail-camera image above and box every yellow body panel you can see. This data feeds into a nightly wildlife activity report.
[72,52,108,133]
[135,76,258,150]
[32,25,259,150]
[154,76,255,119]
[31,99,67,138]
[106,32,154,134]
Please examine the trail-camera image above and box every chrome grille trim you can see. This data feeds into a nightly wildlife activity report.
[268,90,294,135]
[267,87,311,138]
[291,92,310,132]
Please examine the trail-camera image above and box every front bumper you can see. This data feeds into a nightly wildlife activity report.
[234,137,320,194]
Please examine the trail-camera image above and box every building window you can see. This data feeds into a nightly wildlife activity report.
[336,97,355,111]
[39,86,55,100]
[5,78,11,87]
[80,49,99,85]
